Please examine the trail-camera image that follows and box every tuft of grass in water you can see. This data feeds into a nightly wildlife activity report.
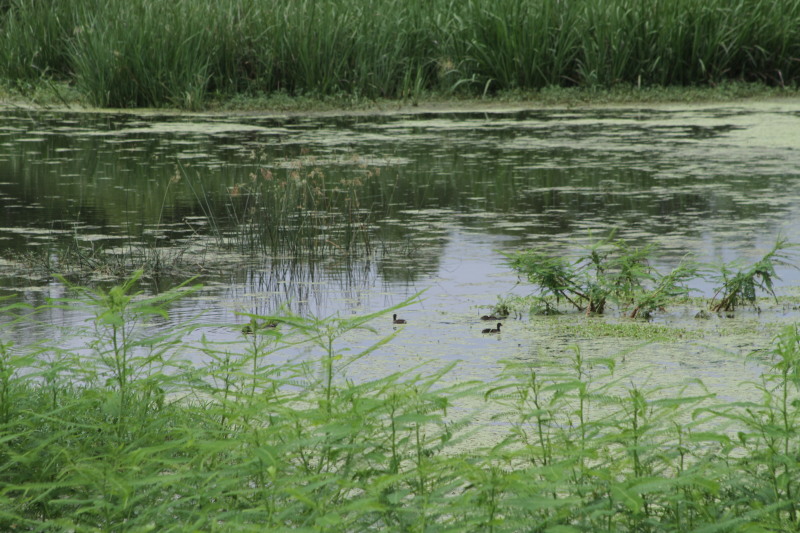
[7,236,208,284]
[710,237,797,313]
[223,161,384,258]
[4,273,800,530]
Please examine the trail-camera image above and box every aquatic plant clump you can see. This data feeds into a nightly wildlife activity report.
[506,235,795,318]
[3,274,800,530]
[2,0,800,107]
[504,235,681,316]
[710,237,796,312]
[223,163,381,257]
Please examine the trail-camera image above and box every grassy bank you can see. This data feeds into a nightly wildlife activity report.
[3,79,798,115]
[2,0,800,109]
[3,273,800,530]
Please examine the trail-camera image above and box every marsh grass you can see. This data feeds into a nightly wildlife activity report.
[0,0,77,82]
[69,1,217,108]
[224,163,381,258]
[3,273,800,530]
[3,0,800,108]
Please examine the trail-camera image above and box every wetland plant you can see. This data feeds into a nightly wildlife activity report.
[709,237,795,312]
[5,0,800,107]
[506,235,794,318]
[5,274,800,530]
[504,235,657,315]
[227,163,379,258]
[628,258,698,319]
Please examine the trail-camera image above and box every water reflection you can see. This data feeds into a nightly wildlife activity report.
[1,104,799,319]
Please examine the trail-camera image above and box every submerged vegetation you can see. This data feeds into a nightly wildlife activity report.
[2,0,800,108]
[2,273,800,530]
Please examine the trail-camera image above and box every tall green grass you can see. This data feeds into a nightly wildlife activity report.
[0,0,78,82]
[181,160,382,258]
[456,0,584,91]
[3,273,800,529]
[2,0,800,107]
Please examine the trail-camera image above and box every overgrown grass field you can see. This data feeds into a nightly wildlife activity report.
[3,272,800,531]
[2,0,800,108]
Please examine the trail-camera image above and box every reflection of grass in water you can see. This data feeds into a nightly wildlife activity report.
[7,238,207,284]
[5,273,800,530]
[229,255,379,319]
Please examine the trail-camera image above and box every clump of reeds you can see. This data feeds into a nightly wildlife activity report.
[3,272,800,530]
[225,162,380,258]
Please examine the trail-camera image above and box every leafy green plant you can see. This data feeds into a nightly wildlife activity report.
[705,324,800,529]
[507,235,795,318]
[710,237,795,312]
[629,258,698,318]
[505,235,656,315]
[5,273,800,530]
[51,270,201,439]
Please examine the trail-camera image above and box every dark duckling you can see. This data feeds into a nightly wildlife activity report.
[482,322,502,334]
[392,314,407,324]
[242,319,278,334]
[480,315,499,321]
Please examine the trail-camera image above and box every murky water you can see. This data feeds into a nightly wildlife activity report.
[1,102,799,399]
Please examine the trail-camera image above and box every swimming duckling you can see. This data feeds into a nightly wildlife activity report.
[392,314,407,324]
[481,322,502,334]
[242,319,278,334]
[480,315,499,321]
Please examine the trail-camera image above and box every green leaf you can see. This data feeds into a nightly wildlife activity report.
[611,484,644,513]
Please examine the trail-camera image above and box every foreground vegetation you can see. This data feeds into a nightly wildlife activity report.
[2,0,800,109]
[2,273,800,531]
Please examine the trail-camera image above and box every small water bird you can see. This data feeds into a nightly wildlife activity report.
[392,314,407,324]
[480,315,499,321]
[242,319,278,334]
[482,322,502,334]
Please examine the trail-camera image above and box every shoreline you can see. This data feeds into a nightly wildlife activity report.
[3,82,800,118]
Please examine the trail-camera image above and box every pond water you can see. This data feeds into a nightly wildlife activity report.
[1,102,800,399]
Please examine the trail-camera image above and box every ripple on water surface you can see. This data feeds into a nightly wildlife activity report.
[0,104,799,431]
